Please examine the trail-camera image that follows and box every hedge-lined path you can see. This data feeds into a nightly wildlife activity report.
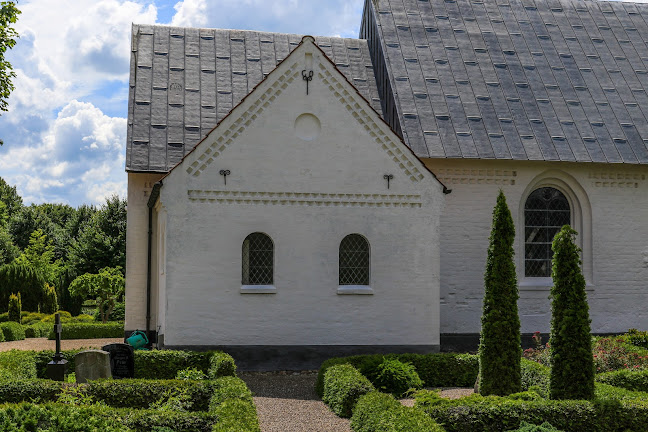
[240,371,352,432]
[0,337,123,352]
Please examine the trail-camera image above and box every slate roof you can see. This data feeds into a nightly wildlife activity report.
[362,0,648,163]
[126,25,383,172]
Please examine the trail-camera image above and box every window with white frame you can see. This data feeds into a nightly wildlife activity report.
[524,187,571,277]
[339,234,370,285]
[242,232,274,285]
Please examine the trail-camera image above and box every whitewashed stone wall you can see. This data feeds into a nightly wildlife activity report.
[153,38,445,347]
[425,158,648,335]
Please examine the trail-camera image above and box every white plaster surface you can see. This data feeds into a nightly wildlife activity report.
[425,158,648,335]
[153,39,445,347]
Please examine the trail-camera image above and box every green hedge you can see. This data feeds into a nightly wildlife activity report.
[85,379,215,411]
[134,350,216,379]
[24,322,50,338]
[208,352,237,379]
[316,353,478,397]
[0,379,63,403]
[520,358,550,397]
[351,391,444,432]
[0,321,25,341]
[596,369,648,393]
[322,364,374,418]
[0,402,131,431]
[209,376,259,432]
[47,322,124,339]
[0,350,38,379]
[414,384,648,432]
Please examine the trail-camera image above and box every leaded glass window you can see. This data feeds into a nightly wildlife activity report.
[242,233,273,285]
[525,187,570,277]
[339,234,370,285]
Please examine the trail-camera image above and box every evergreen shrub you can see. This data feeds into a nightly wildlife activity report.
[134,350,216,379]
[0,350,37,379]
[0,403,130,431]
[596,369,648,393]
[322,364,374,418]
[210,399,260,432]
[520,358,550,397]
[549,226,595,400]
[0,379,63,403]
[24,322,50,338]
[626,328,648,349]
[509,422,564,432]
[47,322,123,339]
[176,367,206,380]
[209,376,253,407]
[0,321,24,341]
[0,263,45,312]
[351,391,444,432]
[7,292,20,323]
[21,312,46,325]
[371,357,423,397]
[208,352,237,379]
[479,190,521,396]
[41,283,58,314]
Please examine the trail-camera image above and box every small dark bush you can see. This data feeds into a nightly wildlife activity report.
[371,357,423,397]
[0,321,25,341]
[322,364,374,418]
[8,292,21,323]
[47,322,123,339]
[208,352,237,379]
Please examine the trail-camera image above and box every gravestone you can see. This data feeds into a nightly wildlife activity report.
[75,349,112,383]
[46,313,68,381]
[101,343,134,379]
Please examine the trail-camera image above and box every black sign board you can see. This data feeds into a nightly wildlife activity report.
[101,343,134,379]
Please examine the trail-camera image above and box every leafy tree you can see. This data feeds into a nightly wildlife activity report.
[14,229,63,286]
[68,267,124,323]
[0,226,18,265]
[69,196,126,275]
[0,1,20,144]
[549,225,595,400]
[7,292,19,322]
[0,262,45,312]
[0,177,22,219]
[8,205,58,251]
[478,190,521,396]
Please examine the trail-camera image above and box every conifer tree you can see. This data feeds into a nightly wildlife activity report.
[478,190,521,396]
[549,225,594,400]
[41,283,58,314]
[8,292,20,323]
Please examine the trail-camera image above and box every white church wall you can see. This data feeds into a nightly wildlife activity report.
[425,158,648,335]
[155,38,445,348]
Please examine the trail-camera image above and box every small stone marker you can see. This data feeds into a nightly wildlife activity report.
[101,343,134,379]
[75,349,112,383]
[46,313,68,381]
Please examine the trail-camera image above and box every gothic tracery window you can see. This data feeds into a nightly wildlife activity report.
[242,233,274,285]
[339,234,370,285]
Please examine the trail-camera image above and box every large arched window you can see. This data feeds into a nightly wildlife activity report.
[339,234,370,285]
[524,187,571,277]
[242,233,273,285]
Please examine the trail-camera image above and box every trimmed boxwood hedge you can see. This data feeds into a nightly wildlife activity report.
[0,322,25,341]
[351,391,444,432]
[316,353,478,397]
[0,350,38,379]
[47,322,124,339]
[596,369,648,393]
[24,322,50,338]
[134,350,216,379]
[322,364,374,418]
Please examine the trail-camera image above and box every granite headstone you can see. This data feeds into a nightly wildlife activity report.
[101,343,134,379]
[75,349,112,383]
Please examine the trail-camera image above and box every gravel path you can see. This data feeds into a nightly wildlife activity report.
[240,371,352,432]
[0,337,124,352]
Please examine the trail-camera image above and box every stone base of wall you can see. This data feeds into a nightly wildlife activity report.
[161,344,440,371]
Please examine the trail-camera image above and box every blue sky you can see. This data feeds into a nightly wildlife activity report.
[0,0,364,206]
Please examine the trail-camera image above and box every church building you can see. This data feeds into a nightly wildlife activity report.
[125,0,648,365]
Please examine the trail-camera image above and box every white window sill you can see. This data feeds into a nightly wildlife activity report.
[519,278,594,292]
[337,285,373,295]
[240,285,276,294]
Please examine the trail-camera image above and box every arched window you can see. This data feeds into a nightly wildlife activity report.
[242,233,273,285]
[524,187,571,277]
[339,234,370,285]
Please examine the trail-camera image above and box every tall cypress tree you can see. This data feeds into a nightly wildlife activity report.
[549,225,594,400]
[478,190,521,396]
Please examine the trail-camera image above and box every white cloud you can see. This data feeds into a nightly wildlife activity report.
[170,0,208,27]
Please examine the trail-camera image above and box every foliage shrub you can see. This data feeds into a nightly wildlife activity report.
[134,350,215,379]
[592,337,648,373]
[479,190,521,396]
[322,364,374,418]
[626,328,648,349]
[33,349,85,378]
[41,311,73,322]
[21,311,46,325]
[94,301,125,322]
[596,369,648,392]
[47,322,123,339]
[0,350,37,380]
[316,353,479,397]
[371,358,423,397]
[549,226,594,400]
[0,262,45,312]
[24,322,50,338]
[176,367,206,380]
[508,422,564,432]
[7,292,20,323]
[520,358,550,397]
[209,376,253,407]
[41,283,58,314]
[352,391,444,432]
[0,379,63,403]
[209,376,259,432]
[208,352,237,379]
[85,379,214,411]
[0,403,130,431]
[0,321,24,341]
